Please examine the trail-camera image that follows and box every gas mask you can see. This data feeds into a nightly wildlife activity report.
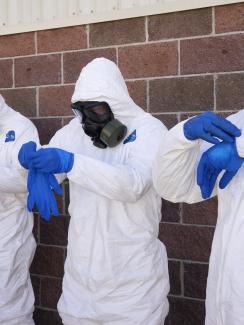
[71,101,127,149]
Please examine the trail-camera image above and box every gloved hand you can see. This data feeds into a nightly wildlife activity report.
[27,169,63,221]
[30,148,74,174]
[197,141,244,199]
[18,141,37,169]
[184,112,241,144]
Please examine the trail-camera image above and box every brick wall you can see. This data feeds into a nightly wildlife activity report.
[0,3,244,324]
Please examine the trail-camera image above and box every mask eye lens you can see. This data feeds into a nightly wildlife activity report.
[89,105,109,115]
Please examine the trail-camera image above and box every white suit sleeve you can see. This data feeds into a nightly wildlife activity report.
[48,134,68,185]
[0,123,39,193]
[236,137,244,157]
[67,123,167,202]
[224,110,244,158]
[152,120,215,204]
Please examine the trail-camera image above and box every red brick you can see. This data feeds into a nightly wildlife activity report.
[0,32,35,58]
[64,181,70,215]
[182,197,218,226]
[33,213,39,243]
[149,76,213,113]
[181,35,244,74]
[90,17,145,47]
[216,73,244,111]
[30,245,64,277]
[169,260,181,295]
[216,3,244,33]
[0,59,13,88]
[63,48,116,83]
[15,54,61,87]
[154,114,178,129]
[119,42,178,78]
[184,262,208,299]
[55,191,64,213]
[41,278,62,309]
[166,297,205,325]
[31,275,41,306]
[40,215,69,246]
[149,8,212,40]
[126,80,147,110]
[1,88,36,116]
[33,308,62,325]
[159,223,214,261]
[161,199,181,223]
[180,113,201,122]
[39,85,74,116]
[37,26,87,53]
[62,117,73,127]
[31,118,62,145]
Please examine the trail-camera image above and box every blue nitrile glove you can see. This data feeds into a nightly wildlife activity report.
[184,112,241,144]
[197,140,244,199]
[18,141,37,169]
[27,169,63,221]
[30,148,74,174]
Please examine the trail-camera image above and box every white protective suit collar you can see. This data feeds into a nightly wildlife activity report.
[0,95,16,125]
[71,58,145,125]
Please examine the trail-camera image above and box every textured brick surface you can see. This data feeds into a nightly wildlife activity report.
[215,3,244,33]
[180,113,196,122]
[184,262,208,299]
[32,118,62,144]
[37,26,87,53]
[90,17,145,47]
[34,308,62,325]
[5,7,244,323]
[39,85,74,116]
[0,60,13,88]
[181,35,244,74]
[149,76,214,113]
[41,277,62,308]
[126,80,147,110]
[216,73,244,111]
[63,48,116,83]
[166,297,205,325]
[159,223,214,261]
[1,88,36,116]
[40,216,70,246]
[182,197,218,226]
[31,245,64,277]
[169,260,181,295]
[64,182,70,215]
[33,214,39,243]
[0,32,35,58]
[149,8,212,40]
[161,199,181,223]
[154,114,178,129]
[31,275,41,306]
[119,42,178,78]
[15,54,61,86]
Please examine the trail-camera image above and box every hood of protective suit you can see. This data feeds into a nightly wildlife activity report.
[0,95,15,124]
[71,58,145,124]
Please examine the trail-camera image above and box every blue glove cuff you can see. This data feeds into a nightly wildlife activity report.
[183,120,196,140]
[56,150,74,173]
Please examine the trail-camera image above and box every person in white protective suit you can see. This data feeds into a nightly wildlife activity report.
[152,110,244,325]
[0,95,39,325]
[21,58,170,325]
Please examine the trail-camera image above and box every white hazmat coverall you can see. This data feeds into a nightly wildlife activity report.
[153,110,244,325]
[0,95,39,325]
[48,58,170,324]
